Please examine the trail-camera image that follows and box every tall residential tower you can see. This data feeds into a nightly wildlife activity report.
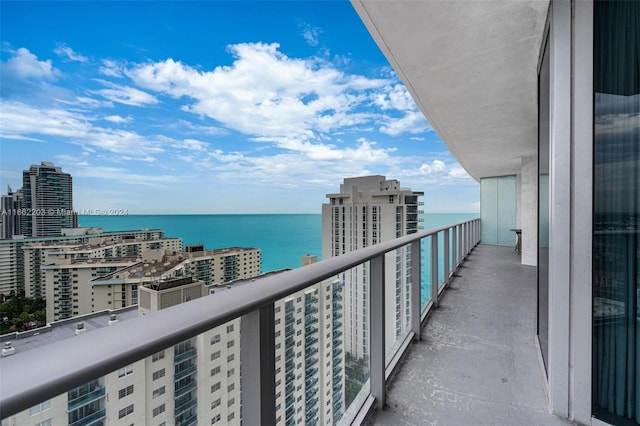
[22,162,77,238]
[321,176,423,359]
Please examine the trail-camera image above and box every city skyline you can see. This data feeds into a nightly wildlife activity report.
[0,1,479,214]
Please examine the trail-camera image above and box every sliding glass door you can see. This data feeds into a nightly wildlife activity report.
[592,1,639,424]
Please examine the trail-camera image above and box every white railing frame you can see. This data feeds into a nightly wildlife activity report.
[0,218,481,423]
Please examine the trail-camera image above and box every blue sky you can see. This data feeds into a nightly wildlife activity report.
[0,1,479,214]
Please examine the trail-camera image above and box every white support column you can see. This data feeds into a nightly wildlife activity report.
[240,304,276,425]
[570,0,593,422]
[370,254,386,409]
[520,156,539,266]
[548,0,571,417]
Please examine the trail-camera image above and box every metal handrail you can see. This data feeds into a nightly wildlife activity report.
[0,218,480,419]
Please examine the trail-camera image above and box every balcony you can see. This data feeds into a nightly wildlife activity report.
[1,219,488,426]
[367,244,570,425]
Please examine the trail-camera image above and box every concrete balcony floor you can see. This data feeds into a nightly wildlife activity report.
[369,244,572,426]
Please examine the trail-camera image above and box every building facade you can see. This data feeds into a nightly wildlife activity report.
[321,175,423,359]
[21,162,77,238]
[0,186,23,239]
[0,227,170,297]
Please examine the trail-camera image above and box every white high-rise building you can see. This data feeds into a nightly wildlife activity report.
[321,176,423,359]
[1,259,343,426]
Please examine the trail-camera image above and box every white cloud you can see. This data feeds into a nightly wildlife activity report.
[73,166,177,187]
[127,42,389,150]
[53,43,88,63]
[0,101,164,158]
[104,115,132,124]
[92,79,158,106]
[379,111,431,136]
[177,120,227,136]
[2,47,58,80]
[300,23,322,47]
[99,59,124,77]
[173,139,208,151]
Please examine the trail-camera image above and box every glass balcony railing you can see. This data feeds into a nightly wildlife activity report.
[0,219,480,426]
[66,387,105,411]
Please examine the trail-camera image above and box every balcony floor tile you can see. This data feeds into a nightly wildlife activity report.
[369,244,572,426]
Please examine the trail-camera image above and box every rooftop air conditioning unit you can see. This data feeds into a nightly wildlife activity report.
[1,342,16,357]
[75,322,86,336]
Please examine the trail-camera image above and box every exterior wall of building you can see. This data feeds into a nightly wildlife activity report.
[0,243,22,296]
[273,277,345,426]
[321,176,422,359]
[1,187,23,239]
[44,260,138,322]
[21,162,75,238]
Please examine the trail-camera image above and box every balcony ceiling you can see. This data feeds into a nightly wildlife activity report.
[352,0,550,181]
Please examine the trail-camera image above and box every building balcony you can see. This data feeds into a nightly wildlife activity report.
[66,386,105,412]
[366,244,570,425]
[1,219,502,426]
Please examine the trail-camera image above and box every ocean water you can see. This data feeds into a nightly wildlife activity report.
[80,213,478,304]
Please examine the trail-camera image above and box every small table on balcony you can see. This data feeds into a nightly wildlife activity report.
[510,229,522,255]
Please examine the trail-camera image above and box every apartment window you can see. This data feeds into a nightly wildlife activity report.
[152,369,165,381]
[211,366,220,376]
[118,404,134,419]
[211,398,221,409]
[29,400,51,415]
[227,340,234,348]
[227,354,234,362]
[211,414,221,424]
[228,412,235,421]
[228,383,235,392]
[152,350,165,362]
[227,367,235,377]
[227,397,235,407]
[118,384,134,399]
[152,404,165,417]
[33,420,52,426]
[210,334,220,345]
[118,365,134,378]
[152,386,165,399]
[211,351,220,361]
[226,324,234,333]
[211,382,221,393]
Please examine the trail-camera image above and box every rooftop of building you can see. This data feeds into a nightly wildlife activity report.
[0,306,139,356]
[91,258,184,282]
[0,228,165,246]
[183,246,260,258]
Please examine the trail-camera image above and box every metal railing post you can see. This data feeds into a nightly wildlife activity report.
[458,224,463,262]
[370,254,386,408]
[443,229,450,288]
[451,225,458,273]
[431,234,439,307]
[411,240,421,339]
[240,304,276,425]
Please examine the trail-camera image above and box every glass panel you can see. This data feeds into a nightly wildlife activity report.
[592,2,639,424]
[275,276,349,425]
[385,246,414,366]
[537,29,550,374]
[421,235,433,308]
[339,262,370,420]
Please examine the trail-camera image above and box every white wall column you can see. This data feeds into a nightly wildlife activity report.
[520,156,538,266]
[570,0,593,423]
[548,0,571,417]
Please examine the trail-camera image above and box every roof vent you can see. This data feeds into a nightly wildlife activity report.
[75,322,86,335]
[2,342,16,357]
[108,314,118,325]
